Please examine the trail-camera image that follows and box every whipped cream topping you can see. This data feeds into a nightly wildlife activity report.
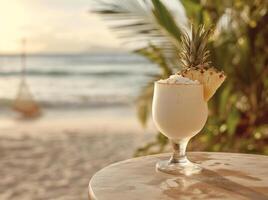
[158,74,199,84]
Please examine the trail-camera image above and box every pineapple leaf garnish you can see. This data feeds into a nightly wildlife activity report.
[179,25,214,69]
[178,24,225,101]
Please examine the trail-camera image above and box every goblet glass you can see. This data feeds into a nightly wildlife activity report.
[152,82,208,175]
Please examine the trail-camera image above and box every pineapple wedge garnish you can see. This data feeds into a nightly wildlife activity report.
[177,25,226,101]
[178,67,226,101]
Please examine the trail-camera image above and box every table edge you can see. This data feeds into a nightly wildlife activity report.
[89,151,268,185]
[88,152,268,199]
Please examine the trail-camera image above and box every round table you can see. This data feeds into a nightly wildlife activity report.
[88,152,268,200]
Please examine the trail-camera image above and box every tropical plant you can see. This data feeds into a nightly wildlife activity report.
[92,0,268,155]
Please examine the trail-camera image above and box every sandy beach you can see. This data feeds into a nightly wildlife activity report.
[0,49,158,200]
[0,107,156,200]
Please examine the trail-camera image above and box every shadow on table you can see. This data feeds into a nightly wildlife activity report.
[163,168,268,200]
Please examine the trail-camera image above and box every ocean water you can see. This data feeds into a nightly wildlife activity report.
[0,54,159,110]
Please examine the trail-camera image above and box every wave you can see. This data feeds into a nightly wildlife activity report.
[0,53,150,65]
[0,70,157,77]
[0,94,135,109]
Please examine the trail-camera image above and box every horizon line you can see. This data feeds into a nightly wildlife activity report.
[0,51,134,56]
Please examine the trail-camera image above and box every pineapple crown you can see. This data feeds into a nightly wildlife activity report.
[179,25,214,69]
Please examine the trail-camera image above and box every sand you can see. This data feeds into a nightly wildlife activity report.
[0,109,156,200]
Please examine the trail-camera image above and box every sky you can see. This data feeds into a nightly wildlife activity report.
[0,0,121,54]
[0,0,186,54]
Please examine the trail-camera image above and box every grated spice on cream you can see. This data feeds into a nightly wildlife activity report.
[158,74,200,85]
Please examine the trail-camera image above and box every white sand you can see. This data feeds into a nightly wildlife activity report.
[0,108,156,200]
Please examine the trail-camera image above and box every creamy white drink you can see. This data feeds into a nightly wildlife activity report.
[152,25,226,175]
[152,74,209,175]
[153,75,208,141]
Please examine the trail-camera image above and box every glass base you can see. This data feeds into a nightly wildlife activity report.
[156,157,202,176]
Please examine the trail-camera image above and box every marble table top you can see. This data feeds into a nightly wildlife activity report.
[88,152,268,200]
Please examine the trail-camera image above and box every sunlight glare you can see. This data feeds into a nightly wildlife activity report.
[0,1,27,53]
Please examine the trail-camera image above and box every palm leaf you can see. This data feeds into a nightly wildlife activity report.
[90,0,182,67]
[151,0,182,44]
[180,0,203,24]
[135,44,172,126]
[135,44,173,76]
[136,79,155,127]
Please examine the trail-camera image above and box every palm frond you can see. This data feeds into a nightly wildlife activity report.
[151,0,182,45]
[135,44,173,76]
[136,79,155,127]
[90,0,182,67]
[135,44,172,126]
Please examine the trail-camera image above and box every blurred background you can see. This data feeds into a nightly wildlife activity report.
[0,0,267,199]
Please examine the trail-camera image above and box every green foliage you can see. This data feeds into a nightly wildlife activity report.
[134,133,168,156]
[151,0,181,44]
[93,0,268,155]
[135,44,172,126]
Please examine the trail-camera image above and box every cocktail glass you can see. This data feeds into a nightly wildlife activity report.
[152,82,208,175]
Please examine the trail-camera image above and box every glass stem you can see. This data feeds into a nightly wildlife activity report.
[169,138,189,164]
